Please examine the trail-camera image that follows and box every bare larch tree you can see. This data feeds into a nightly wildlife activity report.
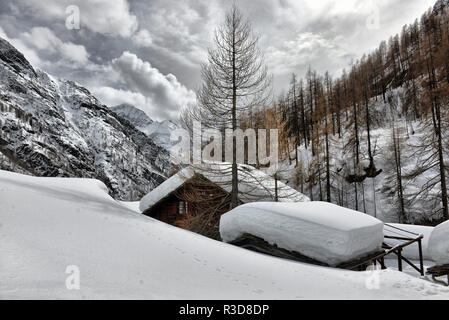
[188,5,272,209]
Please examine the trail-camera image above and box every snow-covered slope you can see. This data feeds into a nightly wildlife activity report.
[111,104,179,150]
[0,37,171,200]
[1,170,448,299]
[287,86,449,224]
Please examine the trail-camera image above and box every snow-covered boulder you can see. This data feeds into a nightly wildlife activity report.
[429,221,449,265]
[220,202,384,267]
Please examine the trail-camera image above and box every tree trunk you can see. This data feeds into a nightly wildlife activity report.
[231,27,239,209]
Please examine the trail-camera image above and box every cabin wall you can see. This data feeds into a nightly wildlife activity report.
[143,182,233,237]
[147,194,190,226]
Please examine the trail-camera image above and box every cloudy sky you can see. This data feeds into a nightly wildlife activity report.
[0,0,436,121]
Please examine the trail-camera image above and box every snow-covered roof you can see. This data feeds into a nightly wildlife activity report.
[220,202,385,266]
[139,163,309,212]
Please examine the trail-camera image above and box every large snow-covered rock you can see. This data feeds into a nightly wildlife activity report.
[2,170,448,299]
[429,221,449,265]
[220,202,384,266]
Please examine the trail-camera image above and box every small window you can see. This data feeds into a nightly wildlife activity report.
[179,201,184,215]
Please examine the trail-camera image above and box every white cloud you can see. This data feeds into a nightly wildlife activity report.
[112,52,196,108]
[22,27,89,63]
[266,32,347,75]
[94,51,196,120]
[135,0,217,68]
[132,29,153,47]
[92,86,148,110]
[17,0,138,37]
[3,0,438,120]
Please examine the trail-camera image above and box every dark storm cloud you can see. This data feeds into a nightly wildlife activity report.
[0,0,437,120]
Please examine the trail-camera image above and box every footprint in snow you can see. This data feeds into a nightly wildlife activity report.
[252,289,264,294]
[425,289,439,296]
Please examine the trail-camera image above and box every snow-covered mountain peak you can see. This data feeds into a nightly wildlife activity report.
[111,103,180,150]
[0,38,36,77]
[111,104,154,128]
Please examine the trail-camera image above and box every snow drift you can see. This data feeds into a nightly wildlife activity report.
[429,221,449,265]
[220,202,384,266]
[1,170,448,299]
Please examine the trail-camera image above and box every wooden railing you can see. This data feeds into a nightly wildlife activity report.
[343,224,425,276]
[382,234,425,276]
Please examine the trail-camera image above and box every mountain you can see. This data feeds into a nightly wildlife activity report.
[0,37,171,200]
[111,104,179,150]
[111,103,154,128]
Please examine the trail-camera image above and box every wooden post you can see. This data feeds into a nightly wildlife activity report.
[418,239,424,276]
[398,248,403,272]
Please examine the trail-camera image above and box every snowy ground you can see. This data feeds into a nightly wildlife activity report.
[384,259,434,278]
[1,170,448,300]
[117,201,141,213]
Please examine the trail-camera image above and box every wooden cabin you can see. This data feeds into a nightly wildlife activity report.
[139,163,309,238]
[143,174,234,228]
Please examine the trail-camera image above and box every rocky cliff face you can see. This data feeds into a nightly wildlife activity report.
[0,37,171,200]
